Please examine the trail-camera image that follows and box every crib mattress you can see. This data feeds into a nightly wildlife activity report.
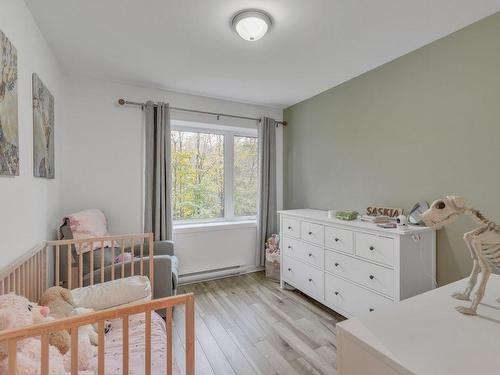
[89,311,168,374]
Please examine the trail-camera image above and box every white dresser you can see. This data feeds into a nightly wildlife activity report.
[279,209,436,317]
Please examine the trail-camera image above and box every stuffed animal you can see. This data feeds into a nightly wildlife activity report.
[39,286,75,354]
[72,306,111,345]
[114,252,133,264]
[0,293,68,374]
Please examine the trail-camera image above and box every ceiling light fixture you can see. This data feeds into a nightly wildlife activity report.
[231,10,272,42]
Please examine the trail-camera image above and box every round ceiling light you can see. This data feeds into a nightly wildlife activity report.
[231,10,272,42]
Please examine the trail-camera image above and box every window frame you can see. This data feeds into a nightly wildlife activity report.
[171,120,258,225]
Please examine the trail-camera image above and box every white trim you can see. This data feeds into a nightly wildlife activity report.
[173,219,257,234]
[179,266,264,285]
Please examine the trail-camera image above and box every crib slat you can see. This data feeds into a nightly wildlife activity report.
[67,244,72,290]
[98,320,105,375]
[123,316,129,375]
[111,241,115,282]
[148,234,154,296]
[41,333,49,375]
[13,268,17,295]
[145,309,152,375]
[185,295,195,375]
[56,244,60,286]
[79,244,83,288]
[8,340,17,375]
[166,307,173,375]
[130,238,135,276]
[35,252,38,297]
[71,327,79,374]
[140,240,144,275]
[25,258,29,298]
[100,240,105,283]
[90,242,94,286]
[121,239,125,279]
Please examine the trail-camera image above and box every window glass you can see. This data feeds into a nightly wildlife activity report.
[171,130,224,221]
[234,136,258,217]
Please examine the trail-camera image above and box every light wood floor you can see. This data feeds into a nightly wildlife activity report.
[172,271,345,375]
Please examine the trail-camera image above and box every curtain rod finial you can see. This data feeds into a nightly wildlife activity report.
[118,98,126,106]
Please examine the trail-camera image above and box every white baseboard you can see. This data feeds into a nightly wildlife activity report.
[179,265,264,285]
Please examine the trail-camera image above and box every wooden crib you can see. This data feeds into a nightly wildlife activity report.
[0,233,194,375]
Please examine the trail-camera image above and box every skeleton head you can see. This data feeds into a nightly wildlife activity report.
[421,196,466,229]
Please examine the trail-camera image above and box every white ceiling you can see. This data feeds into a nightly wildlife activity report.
[25,0,500,108]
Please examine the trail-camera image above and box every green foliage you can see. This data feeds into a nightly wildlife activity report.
[171,130,224,220]
[171,131,257,221]
[234,136,258,216]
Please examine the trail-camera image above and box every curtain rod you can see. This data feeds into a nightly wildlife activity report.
[117,98,287,126]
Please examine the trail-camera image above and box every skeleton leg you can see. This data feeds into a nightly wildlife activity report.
[456,239,491,315]
[452,231,480,301]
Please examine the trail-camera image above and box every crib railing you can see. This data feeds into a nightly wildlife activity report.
[0,242,48,302]
[47,232,155,294]
[0,293,195,375]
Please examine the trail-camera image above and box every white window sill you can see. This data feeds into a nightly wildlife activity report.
[173,220,257,234]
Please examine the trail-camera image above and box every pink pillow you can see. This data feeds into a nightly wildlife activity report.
[64,209,112,254]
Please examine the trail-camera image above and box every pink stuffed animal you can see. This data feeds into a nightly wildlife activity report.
[0,293,95,374]
[0,293,68,374]
[114,252,133,264]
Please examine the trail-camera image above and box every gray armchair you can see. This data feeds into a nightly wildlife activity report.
[58,219,179,300]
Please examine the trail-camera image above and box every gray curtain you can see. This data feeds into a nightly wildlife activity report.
[257,117,278,266]
[144,101,172,241]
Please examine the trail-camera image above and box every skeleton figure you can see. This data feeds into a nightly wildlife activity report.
[422,196,500,315]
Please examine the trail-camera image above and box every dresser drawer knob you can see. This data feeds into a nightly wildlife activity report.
[369,275,375,280]
[369,308,375,312]
[288,226,292,230]
[369,246,375,251]
[287,268,292,272]
[334,291,339,295]
[288,245,292,249]
[334,262,339,267]
[308,253,312,257]
[308,278,312,282]
[334,238,339,242]
[308,231,313,235]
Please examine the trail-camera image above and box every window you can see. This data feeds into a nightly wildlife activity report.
[171,122,258,223]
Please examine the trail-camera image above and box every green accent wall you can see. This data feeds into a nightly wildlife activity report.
[284,12,500,285]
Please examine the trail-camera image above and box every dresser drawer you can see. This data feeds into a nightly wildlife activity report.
[282,237,324,268]
[283,256,324,300]
[301,221,324,246]
[283,216,300,238]
[325,250,394,297]
[282,236,301,258]
[325,226,354,253]
[299,241,324,269]
[356,232,395,266]
[325,273,392,316]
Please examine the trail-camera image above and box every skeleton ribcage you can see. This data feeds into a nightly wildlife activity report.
[482,239,500,269]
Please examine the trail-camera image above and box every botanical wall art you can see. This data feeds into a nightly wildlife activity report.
[0,29,19,176]
[32,73,55,178]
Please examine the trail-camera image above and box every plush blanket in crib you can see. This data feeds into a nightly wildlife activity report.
[89,311,168,374]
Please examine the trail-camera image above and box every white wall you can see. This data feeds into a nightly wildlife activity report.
[62,77,283,275]
[0,0,67,269]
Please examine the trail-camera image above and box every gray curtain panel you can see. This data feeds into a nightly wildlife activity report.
[258,117,278,266]
[144,101,173,241]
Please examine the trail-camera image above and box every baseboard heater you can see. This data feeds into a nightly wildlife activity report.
[179,265,258,285]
